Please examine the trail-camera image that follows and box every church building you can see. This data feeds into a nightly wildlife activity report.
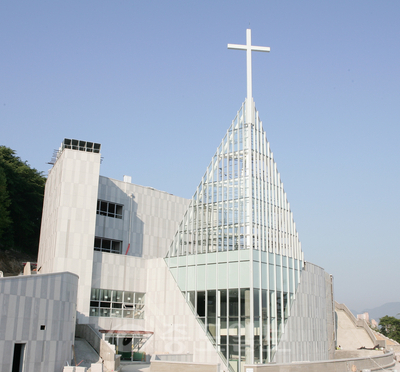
[37,30,335,372]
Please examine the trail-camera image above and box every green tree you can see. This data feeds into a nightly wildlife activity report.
[379,315,400,343]
[0,146,46,255]
[0,166,11,239]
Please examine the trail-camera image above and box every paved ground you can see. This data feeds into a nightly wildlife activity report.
[120,362,150,372]
[119,360,400,372]
[383,359,400,371]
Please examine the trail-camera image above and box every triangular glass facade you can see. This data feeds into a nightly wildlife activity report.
[166,100,304,370]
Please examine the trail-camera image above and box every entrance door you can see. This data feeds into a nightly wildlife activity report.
[12,343,25,372]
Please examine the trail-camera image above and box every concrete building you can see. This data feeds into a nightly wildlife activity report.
[0,272,78,372]
[35,29,335,372]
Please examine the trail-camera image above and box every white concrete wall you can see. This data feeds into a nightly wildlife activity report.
[143,258,228,371]
[85,179,189,328]
[90,253,147,331]
[0,272,78,372]
[38,148,101,320]
[96,177,189,259]
[273,262,334,363]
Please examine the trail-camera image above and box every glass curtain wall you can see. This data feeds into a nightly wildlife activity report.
[166,101,304,371]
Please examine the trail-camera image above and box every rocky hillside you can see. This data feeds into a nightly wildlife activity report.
[0,249,37,276]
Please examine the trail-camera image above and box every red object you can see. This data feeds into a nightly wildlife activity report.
[125,244,130,255]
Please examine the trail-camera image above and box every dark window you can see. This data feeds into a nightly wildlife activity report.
[97,200,123,219]
[94,237,122,254]
[12,343,25,372]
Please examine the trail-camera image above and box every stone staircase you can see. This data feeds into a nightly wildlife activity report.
[336,307,375,350]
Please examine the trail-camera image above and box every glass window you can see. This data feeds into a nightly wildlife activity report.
[276,292,282,321]
[135,293,145,305]
[102,239,111,251]
[207,290,217,318]
[116,204,123,219]
[90,307,99,316]
[97,200,123,219]
[261,290,268,319]
[229,289,239,317]
[111,309,122,318]
[123,309,133,318]
[101,289,112,301]
[283,293,289,319]
[124,292,134,304]
[94,237,122,255]
[94,238,101,251]
[219,290,227,317]
[112,291,123,302]
[100,201,107,215]
[90,288,146,319]
[111,241,121,254]
[208,316,217,341]
[197,291,206,317]
[91,288,100,300]
[219,344,227,360]
[187,291,196,311]
[108,203,115,217]
[254,289,260,318]
[254,331,261,363]
[228,318,239,345]
[269,291,276,318]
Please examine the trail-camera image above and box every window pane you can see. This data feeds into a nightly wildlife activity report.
[108,203,115,217]
[254,289,260,318]
[207,290,217,318]
[102,239,111,251]
[187,291,196,311]
[219,289,227,317]
[94,238,101,251]
[112,291,123,302]
[90,307,99,317]
[229,318,239,346]
[135,293,145,304]
[123,310,133,318]
[100,201,107,215]
[197,291,206,317]
[116,204,123,218]
[124,292,134,304]
[91,288,100,300]
[100,289,111,301]
[229,289,239,317]
[112,241,121,253]
[111,309,122,317]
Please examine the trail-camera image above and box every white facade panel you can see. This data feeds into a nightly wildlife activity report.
[38,144,101,320]
[0,272,78,372]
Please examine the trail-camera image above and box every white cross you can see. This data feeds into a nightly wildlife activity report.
[228,29,270,122]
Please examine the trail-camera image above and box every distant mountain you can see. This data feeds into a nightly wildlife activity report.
[357,302,400,321]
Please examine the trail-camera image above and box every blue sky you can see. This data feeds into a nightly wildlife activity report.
[1,1,399,312]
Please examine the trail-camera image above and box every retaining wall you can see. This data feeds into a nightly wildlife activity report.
[150,360,220,372]
[243,351,395,372]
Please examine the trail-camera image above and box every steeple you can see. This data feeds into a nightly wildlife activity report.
[228,29,270,124]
